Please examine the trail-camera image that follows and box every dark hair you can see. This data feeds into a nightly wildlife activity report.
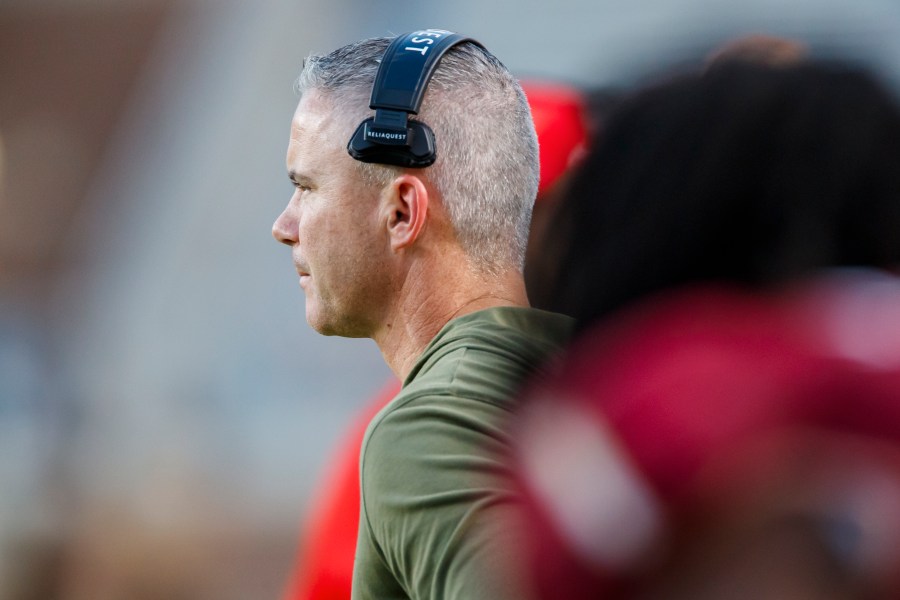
[551,61,900,330]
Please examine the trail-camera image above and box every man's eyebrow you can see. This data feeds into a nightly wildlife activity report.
[287,170,311,185]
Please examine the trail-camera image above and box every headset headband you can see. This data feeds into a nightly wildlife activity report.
[347,29,482,168]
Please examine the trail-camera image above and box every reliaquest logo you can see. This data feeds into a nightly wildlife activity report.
[366,128,408,143]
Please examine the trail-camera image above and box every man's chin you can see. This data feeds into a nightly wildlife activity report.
[305,309,335,336]
[306,309,370,339]
[309,322,341,337]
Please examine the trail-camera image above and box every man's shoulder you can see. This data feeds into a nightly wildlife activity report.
[407,306,574,383]
[358,306,573,487]
[442,305,574,344]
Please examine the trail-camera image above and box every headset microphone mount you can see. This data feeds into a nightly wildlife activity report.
[347,29,481,168]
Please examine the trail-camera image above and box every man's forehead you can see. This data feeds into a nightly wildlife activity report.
[287,91,341,166]
[291,93,329,138]
[286,90,366,182]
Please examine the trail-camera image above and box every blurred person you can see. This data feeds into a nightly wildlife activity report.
[510,61,900,598]
[551,61,900,329]
[279,79,590,600]
[271,31,575,600]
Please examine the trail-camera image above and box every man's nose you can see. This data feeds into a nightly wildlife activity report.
[272,206,298,246]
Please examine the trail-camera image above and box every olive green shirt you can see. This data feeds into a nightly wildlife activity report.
[352,307,574,600]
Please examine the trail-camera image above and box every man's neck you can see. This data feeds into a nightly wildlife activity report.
[374,264,529,381]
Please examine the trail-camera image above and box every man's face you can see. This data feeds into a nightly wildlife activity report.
[273,90,390,337]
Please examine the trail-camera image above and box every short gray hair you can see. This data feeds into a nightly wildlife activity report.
[295,36,539,274]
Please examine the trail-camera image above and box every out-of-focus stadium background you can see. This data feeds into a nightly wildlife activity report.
[1,0,899,597]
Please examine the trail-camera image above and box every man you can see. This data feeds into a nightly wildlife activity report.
[272,33,574,599]
[279,79,590,600]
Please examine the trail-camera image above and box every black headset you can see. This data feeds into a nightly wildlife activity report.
[347,29,482,168]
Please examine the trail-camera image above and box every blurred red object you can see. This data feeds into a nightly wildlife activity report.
[521,80,589,196]
[281,380,398,600]
[514,270,900,599]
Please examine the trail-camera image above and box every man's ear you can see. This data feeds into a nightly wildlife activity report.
[384,174,429,251]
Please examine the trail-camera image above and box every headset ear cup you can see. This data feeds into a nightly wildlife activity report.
[347,118,437,167]
[405,121,437,166]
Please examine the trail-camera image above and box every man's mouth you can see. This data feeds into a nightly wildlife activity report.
[293,259,310,277]
[293,259,311,287]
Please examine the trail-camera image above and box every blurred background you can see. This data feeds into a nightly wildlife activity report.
[1,0,899,597]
